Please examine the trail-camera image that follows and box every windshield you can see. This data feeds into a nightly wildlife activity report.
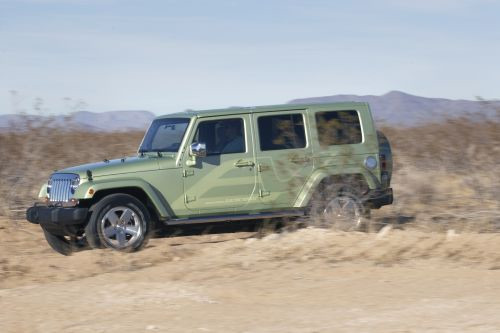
[139,118,190,153]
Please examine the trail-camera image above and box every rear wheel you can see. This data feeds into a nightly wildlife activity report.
[321,193,368,231]
[85,194,152,252]
[308,185,370,231]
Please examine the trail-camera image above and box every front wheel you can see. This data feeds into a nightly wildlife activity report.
[42,228,88,255]
[85,194,152,252]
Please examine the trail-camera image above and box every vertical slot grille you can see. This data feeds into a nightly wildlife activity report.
[48,174,79,203]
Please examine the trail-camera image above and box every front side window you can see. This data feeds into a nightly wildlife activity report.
[139,118,190,153]
[192,118,245,155]
[315,110,362,146]
[258,113,306,151]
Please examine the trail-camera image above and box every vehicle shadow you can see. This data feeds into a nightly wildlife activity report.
[152,214,417,245]
[153,218,297,245]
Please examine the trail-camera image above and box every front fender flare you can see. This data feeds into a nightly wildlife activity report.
[75,178,171,219]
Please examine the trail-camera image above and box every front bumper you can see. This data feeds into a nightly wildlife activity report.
[26,205,88,226]
[363,187,393,209]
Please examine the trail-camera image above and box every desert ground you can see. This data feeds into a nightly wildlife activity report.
[2,215,500,333]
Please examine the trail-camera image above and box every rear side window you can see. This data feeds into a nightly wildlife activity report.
[258,113,306,151]
[315,110,362,146]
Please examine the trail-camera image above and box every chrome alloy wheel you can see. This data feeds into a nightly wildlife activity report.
[323,195,363,230]
[100,206,143,248]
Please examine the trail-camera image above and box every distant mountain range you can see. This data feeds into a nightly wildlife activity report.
[0,91,498,131]
[290,91,499,125]
[0,110,156,132]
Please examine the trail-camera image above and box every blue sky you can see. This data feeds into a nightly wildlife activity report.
[1,0,499,115]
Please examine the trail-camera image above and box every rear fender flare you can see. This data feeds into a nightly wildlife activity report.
[294,167,380,208]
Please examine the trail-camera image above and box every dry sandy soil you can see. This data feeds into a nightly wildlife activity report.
[2,218,500,333]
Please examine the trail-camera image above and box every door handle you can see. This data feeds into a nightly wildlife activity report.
[234,160,255,167]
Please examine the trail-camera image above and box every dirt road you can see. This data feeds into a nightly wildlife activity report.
[2,220,500,332]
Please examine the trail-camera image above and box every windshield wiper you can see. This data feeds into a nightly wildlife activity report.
[138,148,167,157]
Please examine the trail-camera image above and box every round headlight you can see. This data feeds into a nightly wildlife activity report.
[71,176,80,187]
[70,176,80,194]
[364,156,378,170]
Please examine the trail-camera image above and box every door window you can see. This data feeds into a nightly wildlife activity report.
[257,114,306,151]
[192,118,245,155]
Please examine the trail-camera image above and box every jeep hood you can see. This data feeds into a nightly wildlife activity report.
[58,155,173,179]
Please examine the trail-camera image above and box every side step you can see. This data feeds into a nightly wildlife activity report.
[166,210,305,226]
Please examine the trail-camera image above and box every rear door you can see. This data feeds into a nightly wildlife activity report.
[252,110,313,208]
[309,105,382,190]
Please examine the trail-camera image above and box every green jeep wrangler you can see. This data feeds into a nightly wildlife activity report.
[27,102,393,255]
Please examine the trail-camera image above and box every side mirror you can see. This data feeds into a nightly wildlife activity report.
[190,142,207,158]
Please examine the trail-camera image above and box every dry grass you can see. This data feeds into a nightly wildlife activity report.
[0,112,499,231]
[378,116,500,231]
[0,117,143,219]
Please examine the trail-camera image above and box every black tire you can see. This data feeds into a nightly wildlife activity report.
[85,194,152,252]
[308,184,370,231]
[42,228,88,255]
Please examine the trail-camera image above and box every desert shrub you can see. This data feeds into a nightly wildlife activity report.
[379,114,500,230]
[0,115,143,218]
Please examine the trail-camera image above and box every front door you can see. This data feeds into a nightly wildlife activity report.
[182,114,257,213]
